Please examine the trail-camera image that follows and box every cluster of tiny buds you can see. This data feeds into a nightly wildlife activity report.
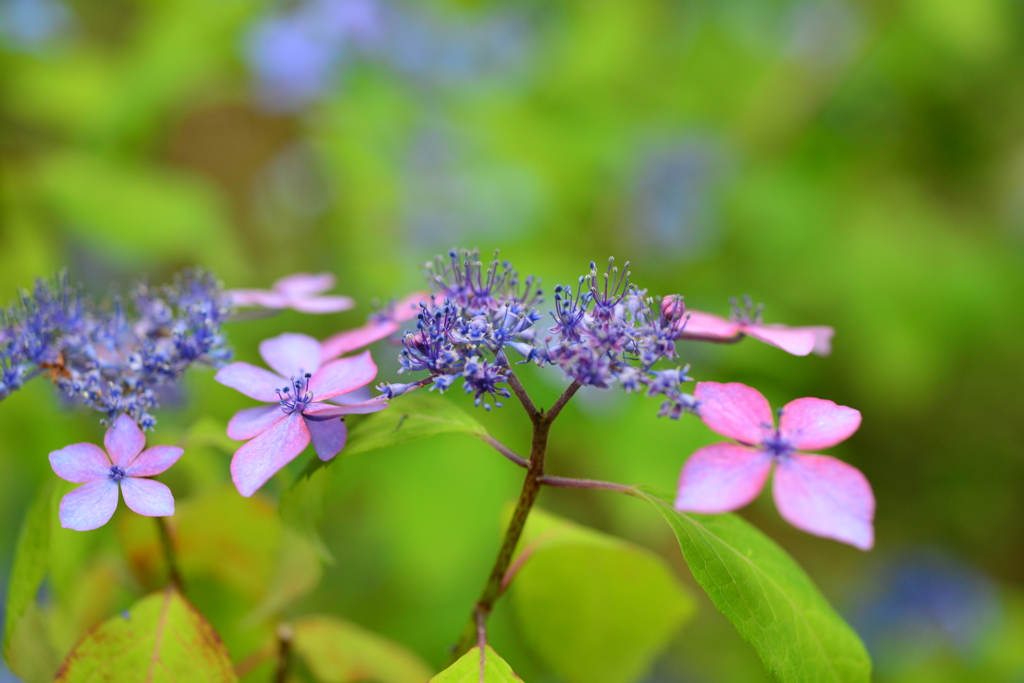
[379,250,699,419]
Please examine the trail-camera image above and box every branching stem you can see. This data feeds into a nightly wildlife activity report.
[155,516,184,590]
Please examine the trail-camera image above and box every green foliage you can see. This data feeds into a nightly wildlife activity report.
[54,587,237,683]
[637,488,871,683]
[430,646,522,683]
[509,507,694,683]
[290,614,434,683]
[3,481,60,683]
[280,395,489,558]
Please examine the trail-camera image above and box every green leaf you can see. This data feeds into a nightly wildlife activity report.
[280,395,488,558]
[509,508,694,683]
[3,481,61,683]
[429,646,521,682]
[55,587,237,682]
[636,488,872,683]
[345,394,488,456]
[290,615,433,683]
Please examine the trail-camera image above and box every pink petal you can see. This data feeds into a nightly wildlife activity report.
[808,326,834,356]
[675,310,741,339]
[227,405,287,441]
[288,295,355,314]
[308,350,378,401]
[674,443,773,513]
[215,362,285,402]
[320,321,397,360]
[303,415,348,461]
[259,333,322,378]
[104,414,146,467]
[49,443,111,483]
[230,413,310,497]
[120,478,175,517]
[694,381,775,444]
[125,446,183,478]
[229,289,288,308]
[273,272,335,296]
[59,480,119,531]
[779,397,861,451]
[743,324,817,356]
[391,292,430,323]
[772,454,875,551]
[306,396,389,417]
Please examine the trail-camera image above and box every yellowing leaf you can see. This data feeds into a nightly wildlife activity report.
[55,587,237,683]
[291,615,433,683]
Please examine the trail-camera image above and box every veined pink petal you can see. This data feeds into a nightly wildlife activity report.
[303,415,348,461]
[309,350,378,401]
[215,362,285,403]
[125,446,183,478]
[104,414,146,467]
[288,295,355,314]
[231,413,310,497]
[779,397,861,451]
[743,324,817,356]
[259,333,322,378]
[675,310,741,338]
[773,454,875,551]
[227,405,287,441]
[120,478,175,517]
[674,443,773,513]
[59,480,119,531]
[273,272,336,296]
[808,326,834,356]
[694,381,775,444]
[391,292,430,322]
[307,396,388,417]
[49,443,111,483]
[229,290,288,308]
[320,321,397,360]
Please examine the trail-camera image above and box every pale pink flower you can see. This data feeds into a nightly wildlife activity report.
[49,415,182,531]
[229,273,354,314]
[662,295,834,356]
[320,291,428,361]
[675,381,874,550]
[215,332,386,497]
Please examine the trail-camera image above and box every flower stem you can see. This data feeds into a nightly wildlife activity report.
[449,380,580,662]
[274,623,294,683]
[155,516,184,590]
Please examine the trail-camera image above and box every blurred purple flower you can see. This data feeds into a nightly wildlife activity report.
[0,0,70,50]
[215,333,385,496]
[49,414,182,531]
[320,291,428,360]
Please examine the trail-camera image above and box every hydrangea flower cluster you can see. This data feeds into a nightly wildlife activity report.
[1,269,232,429]
[378,251,696,418]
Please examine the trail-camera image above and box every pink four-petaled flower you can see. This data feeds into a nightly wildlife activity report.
[229,273,355,314]
[675,381,875,550]
[661,296,833,356]
[49,414,183,531]
[215,333,386,497]
[320,292,428,361]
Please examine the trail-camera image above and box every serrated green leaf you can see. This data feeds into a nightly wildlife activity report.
[290,615,433,683]
[636,487,871,683]
[3,480,60,683]
[280,395,489,558]
[430,646,521,682]
[510,507,694,683]
[55,587,237,682]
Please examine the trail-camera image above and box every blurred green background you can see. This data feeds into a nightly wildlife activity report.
[3,0,1024,680]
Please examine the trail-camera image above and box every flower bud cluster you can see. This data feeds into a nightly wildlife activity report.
[381,249,696,417]
[0,269,232,428]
